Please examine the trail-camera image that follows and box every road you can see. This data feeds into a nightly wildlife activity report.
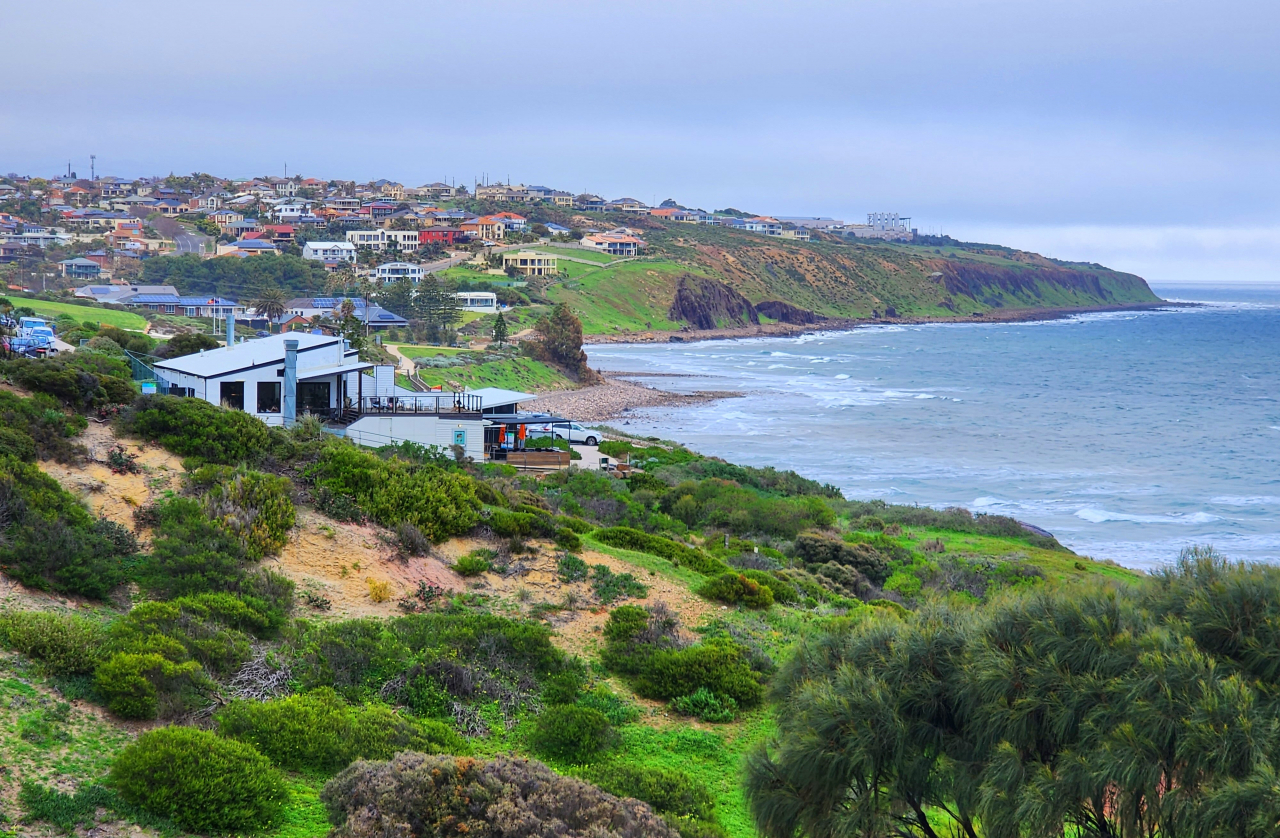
[145,215,211,255]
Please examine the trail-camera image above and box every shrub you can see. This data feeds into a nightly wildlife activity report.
[396,521,430,556]
[3,353,134,411]
[109,726,288,834]
[556,526,583,551]
[696,572,775,609]
[542,668,588,705]
[583,763,716,823]
[577,686,641,725]
[529,705,616,763]
[557,553,589,583]
[189,465,295,559]
[322,753,679,838]
[0,390,88,463]
[593,527,729,575]
[454,552,491,576]
[314,486,367,523]
[17,782,131,833]
[294,618,409,699]
[634,640,763,706]
[591,564,649,604]
[94,652,210,720]
[556,515,596,534]
[794,532,890,583]
[124,394,271,464]
[216,688,465,773]
[0,457,133,598]
[131,496,252,600]
[307,442,479,540]
[0,426,37,462]
[672,687,738,722]
[0,611,106,675]
[366,578,392,602]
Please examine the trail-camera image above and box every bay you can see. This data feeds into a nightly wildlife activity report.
[585,285,1280,570]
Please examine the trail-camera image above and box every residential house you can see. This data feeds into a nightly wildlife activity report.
[301,241,357,266]
[491,211,528,232]
[153,198,189,217]
[743,216,782,236]
[374,262,425,284]
[649,207,697,223]
[606,197,649,214]
[415,182,460,200]
[359,201,397,220]
[122,292,241,318]
[76,284,179,304]
[345,229,420,252]
[323,195,362,212]
[112,194,158,212]
[262,225,295,243]
[460,215,505,241]
[193,190,230,211]
[501,251,557,277]
[581,230,645,257]
[775,216,844,230]
[475,183,528,203]
[150,331,486,456]
[544,223,571,236]
[224,218,263,238]
[58,257,102,279]
[283,297,409,331]
[208,209,245,232]
[375,180,406,200]
[455,291,498,313]
[216,239,279,256]
[271,178,299,197]
[418,227,465,246]
[574,194,608,212]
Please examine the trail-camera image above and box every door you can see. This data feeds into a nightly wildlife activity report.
[297,381,331,415]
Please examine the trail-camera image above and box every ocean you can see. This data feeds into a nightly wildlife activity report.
[585,284,1280,570]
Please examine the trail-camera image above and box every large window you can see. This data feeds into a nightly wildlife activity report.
[257,381,281,414]
[219,381,244,411]
[297,381,331,414]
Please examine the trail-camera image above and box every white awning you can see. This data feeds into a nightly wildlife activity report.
[298,361,373,380]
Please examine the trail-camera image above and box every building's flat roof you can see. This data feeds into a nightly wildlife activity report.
[468,387,536,408]
[154,332,341,378]
[299,361,373,380]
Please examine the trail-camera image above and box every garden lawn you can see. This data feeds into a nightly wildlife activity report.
[9,298,148,331]
[529,246,619,264]
[393,345,471,359]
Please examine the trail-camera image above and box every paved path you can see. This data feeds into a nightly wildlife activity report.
[147,215,211,255]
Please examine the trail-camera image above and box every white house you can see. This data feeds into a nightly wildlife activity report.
[345,229,420,252]
[302,241,357,265]
[151,330,486,458]
[375,262,425,284]
[455,291,498,313]
[580,230,645,257]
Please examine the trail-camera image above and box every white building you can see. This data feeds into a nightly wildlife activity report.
[151,331,486,458]
[302,241,357,265]
[375,262,426,284]
[455,291,498,313]
[345,229,420,252]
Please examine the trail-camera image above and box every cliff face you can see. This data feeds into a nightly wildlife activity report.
[647,224,1160,321]
[668,274,759,329]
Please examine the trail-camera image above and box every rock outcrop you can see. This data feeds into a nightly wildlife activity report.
[668,274,759,330]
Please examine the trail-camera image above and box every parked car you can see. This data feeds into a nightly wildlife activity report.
[530,421,600,446]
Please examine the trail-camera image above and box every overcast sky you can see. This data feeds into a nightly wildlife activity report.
[4,0,1278,284]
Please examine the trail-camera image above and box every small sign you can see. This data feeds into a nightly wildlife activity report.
[141,382,157,395]
[453,430,467,446]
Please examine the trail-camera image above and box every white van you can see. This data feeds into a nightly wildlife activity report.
[530,421,600,446]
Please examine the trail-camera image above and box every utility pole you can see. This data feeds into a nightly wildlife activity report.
[90,155,96,180]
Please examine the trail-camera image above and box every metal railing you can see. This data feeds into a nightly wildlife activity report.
[124,350,162,383]
[357,393,481,414]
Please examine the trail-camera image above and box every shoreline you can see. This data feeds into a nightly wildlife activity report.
[585,300,1189,345]
[529,375,741,422]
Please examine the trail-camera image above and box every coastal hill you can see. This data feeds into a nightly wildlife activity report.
[541,218,1161,336]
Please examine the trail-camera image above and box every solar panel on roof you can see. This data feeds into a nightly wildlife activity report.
[377,313,395,320]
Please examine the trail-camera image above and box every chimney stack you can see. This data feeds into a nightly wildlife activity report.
[226,311,235,346]
[283,339,298,427]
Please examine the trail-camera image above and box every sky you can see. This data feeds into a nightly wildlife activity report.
[4,0,1279,284]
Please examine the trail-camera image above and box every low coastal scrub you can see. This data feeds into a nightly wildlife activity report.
[123,394,272,465]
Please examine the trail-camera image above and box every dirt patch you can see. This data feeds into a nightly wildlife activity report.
[270,508,465,619]
[37,422,185,543]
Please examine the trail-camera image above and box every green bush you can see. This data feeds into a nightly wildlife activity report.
[0,426,37,462]
[0,456,133,598]
[696,572,775,609]
[593,527,729,574]
[528,704,617,763]
[557,553,589,583]
[454,552,491,576]
[672,687,738,722]
[634,640,763,706]
[2,354,134,411]
[794,532,890,583]
[0,390,88,463]
[189,465,295,559]
[591,564,649,604]
[577,686,641,725]
[555,526,582,551]
[488,508,557,538]
[555,515,595,534]
[293,618,409,699]
[583,763,716,823]
[109,726,288,834]
[94,652,210,720]
[216,688,465,773]
[307,441,479,540]
[542,668,588,705]
[124,394,271,464]
[0,611,105,675]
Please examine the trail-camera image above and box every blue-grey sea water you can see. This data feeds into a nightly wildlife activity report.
[585,284,1280,570]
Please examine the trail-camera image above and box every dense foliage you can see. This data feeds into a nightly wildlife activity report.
[746,549,1280,838]
[188,464,296,559]
[124,394,272,465]
[141,251,330,297]
[109,726,288,834]
[322,752,680,838]
[1,353,136,411]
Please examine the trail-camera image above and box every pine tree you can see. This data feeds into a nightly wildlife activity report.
[492,311,508,346]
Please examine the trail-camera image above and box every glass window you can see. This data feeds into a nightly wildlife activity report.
[219,381,245,411]
[257,381,281,413]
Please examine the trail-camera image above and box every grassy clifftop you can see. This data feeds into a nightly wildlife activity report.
[542,220,1160,334]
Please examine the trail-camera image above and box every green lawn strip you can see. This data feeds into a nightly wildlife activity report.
[581,535,708,589]
[412,358,572,392]
[8,297,149,331]
[394,374,415,391]
[528,245,618,264]
[393,345,471,359]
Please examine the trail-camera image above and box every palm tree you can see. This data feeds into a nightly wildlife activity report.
[251,288,287,327]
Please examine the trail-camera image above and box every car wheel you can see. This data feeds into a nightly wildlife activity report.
[585,436,598,446]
